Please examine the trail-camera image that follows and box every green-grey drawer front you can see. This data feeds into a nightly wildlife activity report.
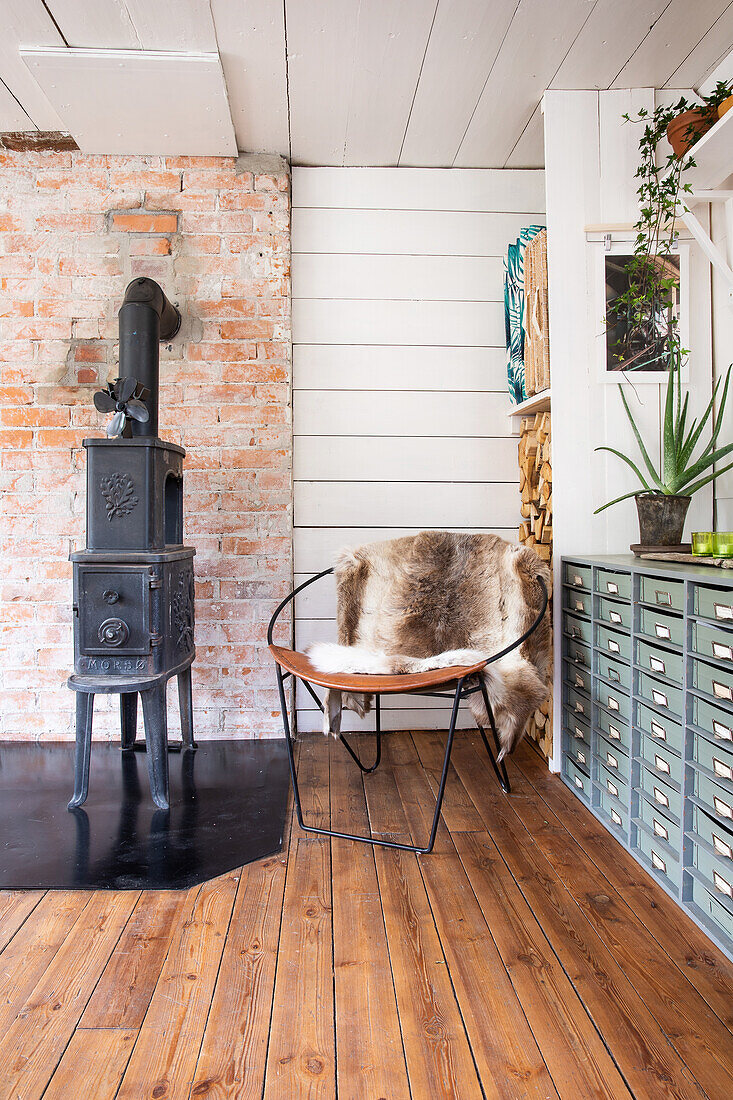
[566,737,591,773]
[690,804,733,864]
[565,684,590,721]
[565,636,591,670]
[640,767,681,820]
[596,734,630,781]
[694,771,733,826]
[692,620,733,666]
[693,732,733,785]
[691,658,733,706]
[637,823,678,887]
[690,842,733,903]
[638,606,684,649]
[563,707,591,745]
[563,561,591,591]
[595,623,631,663]
[639,795,681,849]
[694,584,733,624]
[637,670,684,719]
[564,612,592,646]
[595,569,631,601]
[596,650,631,691]
[597,760,628,802]
[639,575,685,612]
[593,679,630,722]
[597,596,631,632]
[598,785,629,833]
[635,638,683,684]
[563,586,592,617]
[564,662,591,695]
[563,723,591,761]
[635,701,683,753]
[691,876,733,938]
[597,706,629,750]
[641,733,682,787]
[691,696,733,745]
[564,757,590,799]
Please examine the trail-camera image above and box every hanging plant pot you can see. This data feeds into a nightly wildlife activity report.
[635,492,691,546]
[666,108,713,156]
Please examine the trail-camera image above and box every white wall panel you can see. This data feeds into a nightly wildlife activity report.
[292,167,543,733]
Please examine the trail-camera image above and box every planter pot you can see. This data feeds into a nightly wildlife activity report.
[666,108,713,156]
[635,493,691,546]
[718,95,733,119]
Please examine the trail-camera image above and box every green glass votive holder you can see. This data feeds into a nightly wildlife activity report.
[713,532,733,558]
[692,531,714,556]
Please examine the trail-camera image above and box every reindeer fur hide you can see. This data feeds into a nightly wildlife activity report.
[307,531,551,758]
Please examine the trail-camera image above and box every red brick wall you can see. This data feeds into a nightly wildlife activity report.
[0,150,292,740]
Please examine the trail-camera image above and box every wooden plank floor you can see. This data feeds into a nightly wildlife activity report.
[1,732,732,1100]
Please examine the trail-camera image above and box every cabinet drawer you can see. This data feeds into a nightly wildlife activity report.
[691,658,733,706]
[694,771,733,825]
[563,561,591,591]
[598,785,629,834]
[690,876,733,938]
[563,586,592,617]
[564,611,592,646]
[692,620,733,665]
[638,795,681,849]
[564,662,591,695]
[564,757,590,799]
[639,575,685,612]
[691,696,733,744]
[693,731,733,784]
[595,623,631,663]
[637,670,684,719]
[638,606,684,649]
[690,842,733,903]
[596,734,630,781]
[635,701,683,754]
[565,636,591,670]
[597,595,631,631]
[595,569,631,600]
[641,733,682,787]
[597,760,628,803]
[565,684,590,721]
[690,804,733,864]
[596,705,629,750]
[593,679,631,722]
[637,823,678,888]
[566,737,591,772]
[635,638,683,684]
[563,723,591,762]
[639,767,681,820]
[563,707,591,746]
[694,584,733,624]
[596,650,631,691]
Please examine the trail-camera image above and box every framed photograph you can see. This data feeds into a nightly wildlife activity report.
[595,241,689,383]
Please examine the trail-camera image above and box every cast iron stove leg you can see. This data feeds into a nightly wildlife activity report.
[177,667,196,749]
[68,691,94,810]
[141,683,170,810]
[120,692,138,750]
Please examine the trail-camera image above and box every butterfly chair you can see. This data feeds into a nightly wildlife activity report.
[268,568,548,854]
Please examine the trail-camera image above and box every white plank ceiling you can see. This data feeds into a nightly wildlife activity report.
[1,0,732,165]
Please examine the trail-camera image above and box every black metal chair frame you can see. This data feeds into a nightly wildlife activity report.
[268,568,548,854]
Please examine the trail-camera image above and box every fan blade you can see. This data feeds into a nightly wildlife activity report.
[117,376,137,403]
[93,391,116,413]
[125,398,150,422]
[107,410,126,437]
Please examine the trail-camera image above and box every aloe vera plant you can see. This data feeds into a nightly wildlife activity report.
[595,347,733,513]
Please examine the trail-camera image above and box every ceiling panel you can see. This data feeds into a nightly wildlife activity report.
[665,4,733,87]
[504,106,545,169]
[612,0,731,87]
[47,1,140,47]
[454,0,593,167]
[0,0,65,129]
[0,77,34,130]
[20,47,237,156]
[211,0,289,155]
[123,0,218,51]
[398,0,516,167]
[551,0,671,90]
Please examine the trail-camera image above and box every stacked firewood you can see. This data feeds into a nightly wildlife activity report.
[518,410,553,759]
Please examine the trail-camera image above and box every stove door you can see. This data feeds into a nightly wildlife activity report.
[78,566,151,656]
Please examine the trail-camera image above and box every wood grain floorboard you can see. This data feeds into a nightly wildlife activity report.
[42,1027,137,1100]
[0,891,44,954]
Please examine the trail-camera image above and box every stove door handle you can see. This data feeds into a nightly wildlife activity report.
[102,589,120,604]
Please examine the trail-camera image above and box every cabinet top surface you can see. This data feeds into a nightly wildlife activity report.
[561,553,733,584]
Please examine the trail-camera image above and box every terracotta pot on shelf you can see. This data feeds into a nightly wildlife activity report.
[718,95,733,118]
[666,107,713,156]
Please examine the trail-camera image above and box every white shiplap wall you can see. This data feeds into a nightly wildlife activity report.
[291,167,545,732]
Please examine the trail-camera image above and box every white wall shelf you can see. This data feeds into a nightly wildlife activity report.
[508,389,551,417]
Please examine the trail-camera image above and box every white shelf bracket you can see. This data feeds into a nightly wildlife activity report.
[681,202,733,306]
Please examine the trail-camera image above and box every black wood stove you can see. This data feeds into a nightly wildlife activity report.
[68,278,196,811]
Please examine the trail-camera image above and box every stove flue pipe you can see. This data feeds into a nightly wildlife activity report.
[117,277,181,438]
